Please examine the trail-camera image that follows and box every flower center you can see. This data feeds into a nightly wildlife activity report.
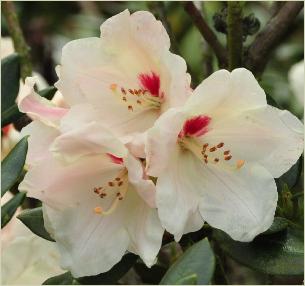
[178,115,245,170]
[109,71,164,112]
[93,154,128,216]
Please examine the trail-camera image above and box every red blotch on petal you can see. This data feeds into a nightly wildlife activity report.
[179,115,211,138]
[138,72,160,97]
[107,153,124,165]
[2,124,12,136]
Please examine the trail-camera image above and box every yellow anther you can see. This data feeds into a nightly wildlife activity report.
[236,160,245,169]
[110,83,117,91]
[94,206,102,214]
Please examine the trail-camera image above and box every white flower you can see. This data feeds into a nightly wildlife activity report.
[55,9,191,157]
[18,78,164,277]
[146,68,304,242]
[1,193,63,285]
[288,60,304,106]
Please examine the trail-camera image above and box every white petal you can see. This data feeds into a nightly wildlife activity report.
[197,162,278,242]
[185,68,267,118]
[123,132,147,158]
[18,77,68,127]
[19,154,124,209]
[146,108,187,177]
[155,149,204,241]
[43,203,130,277]
[21,121,59,165]
[51,121,127,164]
[125,153,156,208]
[202,105,303,178]
[124,190,163,267]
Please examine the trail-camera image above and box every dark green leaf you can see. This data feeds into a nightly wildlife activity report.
[160,238,215,285]
[38,86,57,100]
[17,207,55,242]
[43,272,79,285]
[261,217,289,236]
[134,263,167,284]
[77,253,138,285]
[213,227,304,275]
[1,192,26,228]
[1,136,28,197]
[1,54,20,114]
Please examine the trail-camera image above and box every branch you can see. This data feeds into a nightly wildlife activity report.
[245,1,303,77]
[2,1,32,81]
[184,1,228,67]
[227,2,243,70]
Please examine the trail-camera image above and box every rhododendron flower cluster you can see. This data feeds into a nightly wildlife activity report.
[18,10,304,277]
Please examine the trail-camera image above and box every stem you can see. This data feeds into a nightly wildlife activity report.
[184,1,227,67]
[2,1,32,80]
[227,1,243,71]
[245,1,303,77]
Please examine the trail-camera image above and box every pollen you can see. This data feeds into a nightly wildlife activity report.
[121,87,126,94]
[118,181,123,186]
[204,159,208,164]
[224,155,232,161]
[94,207,102,214]
[122,96,127,101]
[128,105,133,111]
[137,100,142,105]
[224,150,230,155]
[236,159,245,169]
[110,83,117,91]
[214,158,219,163]
[115,177,121,181]
[209,146,217,152]
[217,142,224,148]
[108,182,114,187]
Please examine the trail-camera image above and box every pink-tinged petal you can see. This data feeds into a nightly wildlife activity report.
[107,153,124,165]
[21,121,59,165]
[43,203,130,277]
[51,121,127,164]
[197,162,277,242]
[19,154,124,210]
[18,77,68,126]
[125,154,156,208]
[124,190,163,267]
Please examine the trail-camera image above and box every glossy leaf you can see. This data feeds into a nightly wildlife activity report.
[213,227,304,275]
[17,207,55,242]
[1,136,28,197]
[77,253,138,285]
[43,272,79,285]
[160,238,215,285]
[1,54,20,114]
[1,192,26,228]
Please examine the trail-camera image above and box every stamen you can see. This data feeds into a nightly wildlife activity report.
[94,207,102,214]
[209,146,217,152]
[128,105,133,111]
[214,158,219,163]
[224,155,232,161]
[217,142,224,148]
[224,150,230,155]
[236,159,245,169]
[118,181,123,186]
[115,178,121,181]
[108,182,114,187]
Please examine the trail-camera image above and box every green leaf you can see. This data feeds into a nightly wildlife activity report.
[160,238,215,285]
[134,263,167,284]
[43,272,79,285]
[213,227,304,275]
[261,217,289,236]
[17,207,55,242]
[1,54,20,114]
[44,253,138,285]
[1,192,26,228]
[38,86,57,100]
[77,253,138,285]
[1,136,28,197]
